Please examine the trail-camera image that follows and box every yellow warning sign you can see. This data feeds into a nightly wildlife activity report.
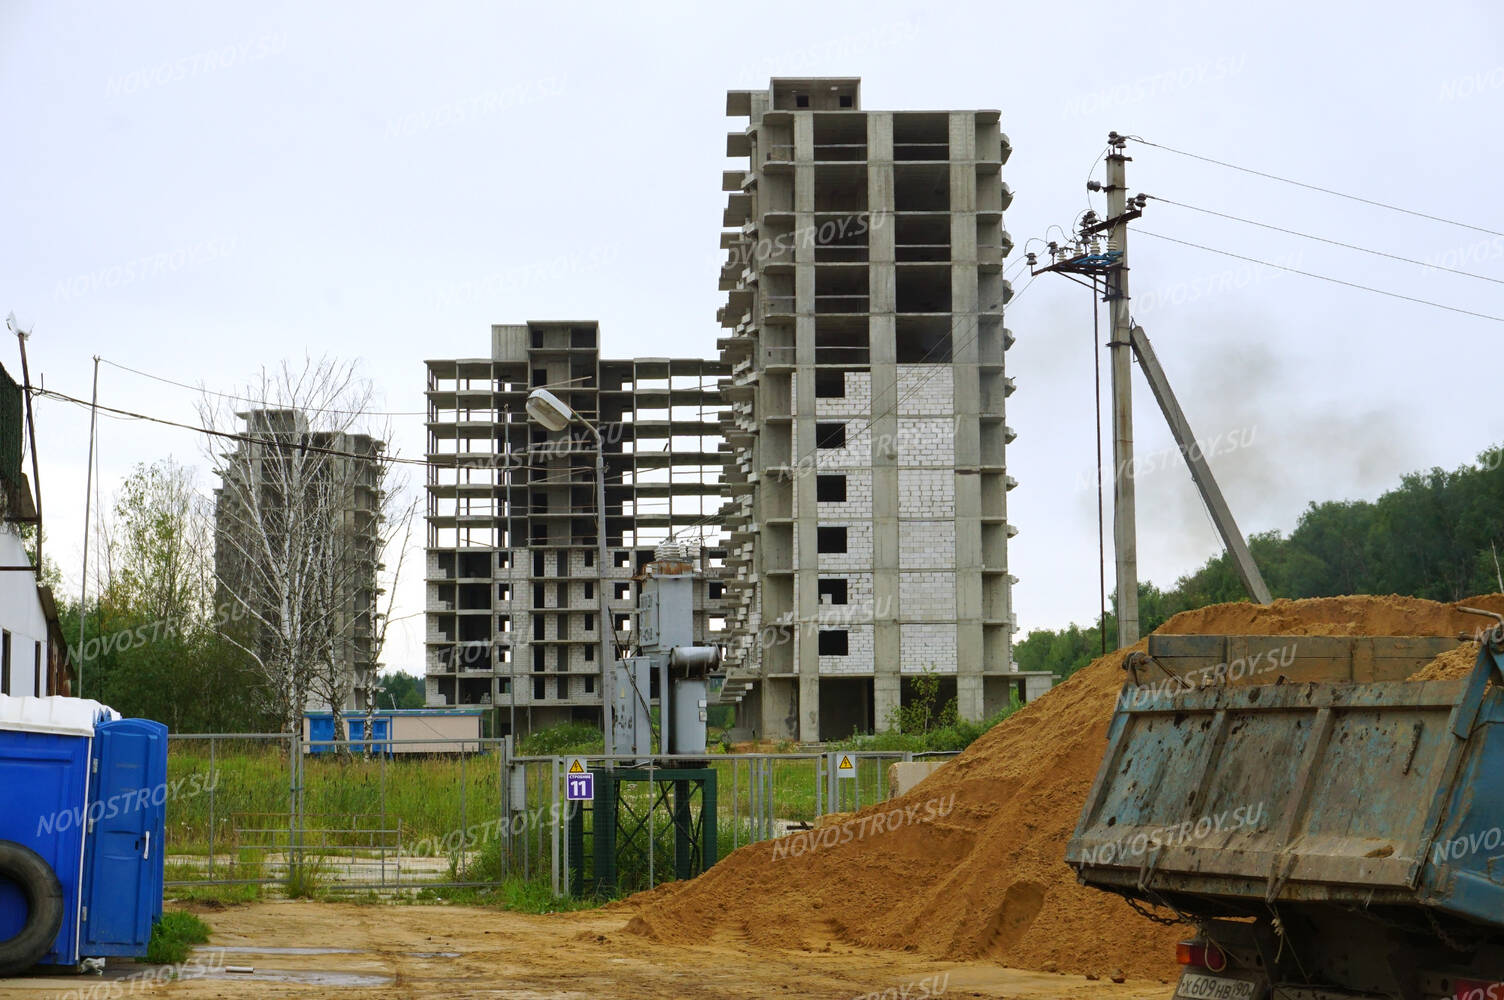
[567,758,587,774]
[837,754,855,777]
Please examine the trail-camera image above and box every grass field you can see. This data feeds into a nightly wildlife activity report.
[160,740,915,906]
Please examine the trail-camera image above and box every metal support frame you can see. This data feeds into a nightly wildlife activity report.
[567,766,718,897]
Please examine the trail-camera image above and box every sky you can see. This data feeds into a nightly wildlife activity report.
[2,0,1502,675]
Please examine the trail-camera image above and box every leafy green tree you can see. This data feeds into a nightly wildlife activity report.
[66,459,277,731]
[375,670,426,710]
[1016,445,1504,679]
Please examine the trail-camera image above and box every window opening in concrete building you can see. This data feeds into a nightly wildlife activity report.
[614,582,630,600]
[893,112,949,161]
[818,578,849,605]
[896,265,952,314]
[895,214,950,263]
[816,474,847,502]
[817,526,848,553]
[897,316,954,363]
[815,370,845,398]
[893,162,949,210]
[818,630,848,655]
[814,261,868,314]
[816,422,846,448]
[584,614,594,632]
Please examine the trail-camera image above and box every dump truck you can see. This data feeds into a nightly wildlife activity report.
[1067,613,1504,1000]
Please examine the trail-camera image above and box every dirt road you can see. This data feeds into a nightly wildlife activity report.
[1,901,1175,999]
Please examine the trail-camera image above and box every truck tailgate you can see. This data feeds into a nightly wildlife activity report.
[1067,672,1493,908]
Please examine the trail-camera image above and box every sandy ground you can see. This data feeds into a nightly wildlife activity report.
[0,901,1176,999]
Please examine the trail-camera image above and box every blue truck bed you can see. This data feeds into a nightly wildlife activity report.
[1067,639,1504,931]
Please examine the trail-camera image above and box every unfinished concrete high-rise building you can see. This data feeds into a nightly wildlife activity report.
[214,408,383,715]
[424,322,730,736]
[716,78,1031,742]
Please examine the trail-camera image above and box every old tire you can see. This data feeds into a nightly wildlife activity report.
[0,840,63,976]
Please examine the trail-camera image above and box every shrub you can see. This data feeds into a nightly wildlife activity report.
[517,723,603,757]
[144,910,210,965]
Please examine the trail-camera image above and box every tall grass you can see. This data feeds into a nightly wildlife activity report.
[165,742,506,853]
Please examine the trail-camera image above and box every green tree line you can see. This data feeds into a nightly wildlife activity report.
[1015,445,1504,681]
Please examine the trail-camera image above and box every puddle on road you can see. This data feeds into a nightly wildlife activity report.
[199,945,361,956]
[202,968,394,987]
[198,945,460,958]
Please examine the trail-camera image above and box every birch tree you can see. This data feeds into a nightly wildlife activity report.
[202,358,400,740]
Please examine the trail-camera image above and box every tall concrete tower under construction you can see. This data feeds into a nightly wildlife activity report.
[715,77,1030,742]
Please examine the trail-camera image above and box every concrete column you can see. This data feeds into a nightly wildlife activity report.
[794,111,821,743]
[867,112,901,734]
[951,113,984,722]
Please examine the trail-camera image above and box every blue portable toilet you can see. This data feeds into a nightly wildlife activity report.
[0,695,167,974]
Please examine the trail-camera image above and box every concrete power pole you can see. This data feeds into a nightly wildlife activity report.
[1104,133,1139,648]
[1029,133,1273,651]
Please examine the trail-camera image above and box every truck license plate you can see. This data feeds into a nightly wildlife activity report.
[1177,972,1259,1000]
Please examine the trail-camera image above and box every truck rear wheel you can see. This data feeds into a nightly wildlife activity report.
[0,840,64,976]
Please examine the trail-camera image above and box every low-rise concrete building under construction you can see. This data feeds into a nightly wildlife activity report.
[424,322,730,736]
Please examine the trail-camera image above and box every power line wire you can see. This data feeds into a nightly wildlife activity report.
[33,389,729,522]
[1126,135,1504,239]
[101,358,680,419]
[1145,195,1504,286]
[1136,229,1504,323]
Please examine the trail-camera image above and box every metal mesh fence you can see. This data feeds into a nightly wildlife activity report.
[162,734,952,900]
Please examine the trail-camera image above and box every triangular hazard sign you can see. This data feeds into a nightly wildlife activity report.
[568,759,586,774]
[838,754,854,770]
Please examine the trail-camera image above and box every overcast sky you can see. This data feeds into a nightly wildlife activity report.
[3,0,1502,675]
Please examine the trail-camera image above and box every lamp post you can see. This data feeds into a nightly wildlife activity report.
[525,389,613,761]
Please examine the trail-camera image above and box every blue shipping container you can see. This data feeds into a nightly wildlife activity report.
[305,713,391,754]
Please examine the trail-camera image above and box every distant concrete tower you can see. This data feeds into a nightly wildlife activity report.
[715,78,1021,742]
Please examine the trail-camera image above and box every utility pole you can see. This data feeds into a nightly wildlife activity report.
[1104,133,1140,648]
[1028,132,1273,642]
[9,315,42,574]
[79,356,100,697]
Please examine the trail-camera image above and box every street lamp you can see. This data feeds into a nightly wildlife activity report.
[525,389,614,761]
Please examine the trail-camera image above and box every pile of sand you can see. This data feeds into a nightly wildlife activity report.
[623,594,1504,981]
[1410,642,1483,681]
